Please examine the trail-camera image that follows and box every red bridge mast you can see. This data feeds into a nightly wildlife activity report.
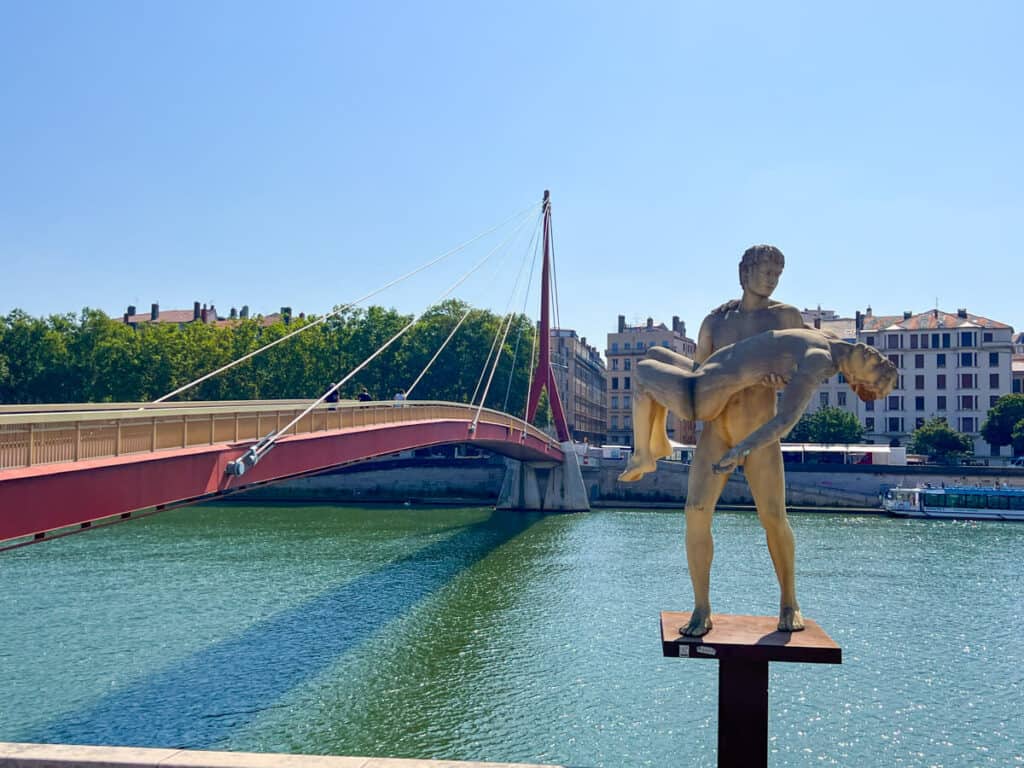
[526,190,570,442]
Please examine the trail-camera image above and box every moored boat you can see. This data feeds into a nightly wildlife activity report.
[883,484,1024,521]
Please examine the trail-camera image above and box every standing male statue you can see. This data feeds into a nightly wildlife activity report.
[620,245,805,637]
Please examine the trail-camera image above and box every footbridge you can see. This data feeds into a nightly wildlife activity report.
[0,399,582,548]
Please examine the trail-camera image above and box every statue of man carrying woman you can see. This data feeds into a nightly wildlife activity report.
[619,246,896,637]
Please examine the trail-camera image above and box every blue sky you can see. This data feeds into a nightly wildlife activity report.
[2,1,1021,347]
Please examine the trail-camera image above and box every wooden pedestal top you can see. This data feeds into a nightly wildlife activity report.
[660,612,841,664]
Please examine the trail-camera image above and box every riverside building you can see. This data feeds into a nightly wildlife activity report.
[808,307,1014,456]
[605,315,697,447]
[550,328,608,445]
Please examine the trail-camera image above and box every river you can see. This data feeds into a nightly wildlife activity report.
[2,503,1021,767]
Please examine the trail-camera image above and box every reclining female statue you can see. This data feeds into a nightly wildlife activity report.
[619,328,897,481]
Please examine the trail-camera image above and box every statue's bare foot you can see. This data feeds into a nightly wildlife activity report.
[680,609,713,637]
[618,457,656,482]
[778,606,804,632]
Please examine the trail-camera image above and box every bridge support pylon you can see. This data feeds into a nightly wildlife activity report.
[497,440,590,511]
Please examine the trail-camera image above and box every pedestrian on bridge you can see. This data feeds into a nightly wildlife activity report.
[357,386,372,402]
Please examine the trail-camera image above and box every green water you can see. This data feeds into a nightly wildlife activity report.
[1,504,1021,767]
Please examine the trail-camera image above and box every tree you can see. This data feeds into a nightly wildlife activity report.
[981,394,1024,453]
[782,406,864,443]
[1013,419,1024,456]
[909,417,973,463]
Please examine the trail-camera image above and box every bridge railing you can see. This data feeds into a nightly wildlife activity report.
[0,401,556,471]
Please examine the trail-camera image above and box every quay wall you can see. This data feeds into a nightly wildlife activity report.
[232,456,1024,509]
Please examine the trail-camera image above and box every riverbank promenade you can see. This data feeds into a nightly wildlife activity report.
[0,744,563,768]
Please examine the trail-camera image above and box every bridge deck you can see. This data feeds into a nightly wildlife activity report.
[0,401,562,547]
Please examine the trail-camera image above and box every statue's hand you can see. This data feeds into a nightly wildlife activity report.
[712,446,746,475]
[760,372,789,389]
[709,298,741,317]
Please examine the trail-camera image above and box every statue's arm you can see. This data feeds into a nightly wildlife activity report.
[712,359,830,474]
[694,317,714,367]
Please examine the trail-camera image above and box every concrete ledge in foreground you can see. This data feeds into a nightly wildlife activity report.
[0,743,564,768]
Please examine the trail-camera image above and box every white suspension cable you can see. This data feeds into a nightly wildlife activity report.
[405,211,540,397]
[227,211,536,475]
[149,200,540,407]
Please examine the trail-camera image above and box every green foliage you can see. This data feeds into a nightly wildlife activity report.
[0,301,539,414]
[782,406,864,444]
[1012,418,1024,456]
[909,417,973,462]
[981,394,1024,450]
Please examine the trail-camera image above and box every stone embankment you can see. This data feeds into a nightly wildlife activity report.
[231,455,1023,510]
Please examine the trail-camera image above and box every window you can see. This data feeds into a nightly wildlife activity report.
[897,376,904,391]
[915,396,925,411]
[611,396,619,409]
[989,352,999,367]
[915,375,925,390]
[991,395,1000,407]
[838,391,847,407]
[960,352,976,367]
[1016,379,1023,394]
[865,400,875,412]
[916,417,925,429]
[931,333,940,349]
[910,335,918,349]
[915,354,925,369]
[612,358,619,370]
[937,353,947,368]
[662,341,669,347]
[886,334,901,349]
[624,376,631,390]
[866,335,875,346]
[888,417,904,432]
[612,377,619,390]
[937,395,947,410]
[838,372,847,384]
[624,359,631,371]
[942,333,951,348]
[937,374,946,390]
[623,395,631,408]
[959,331,976,347]
[624,415,631,428]
[983,332,993,343]
[887,354,902,369]
[959,373,976,389]
[887,395,902,411]
[611,342,619,353]
[820,392,830,407]
[920,334,929,349]
[610,416,618,429]
[960,417,977,432]
[865,417,875,431]
[636,341,644,351]
[990,373,1000,389]
[958,395,977,410]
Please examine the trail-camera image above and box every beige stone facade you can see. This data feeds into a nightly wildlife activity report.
[550,329,608,444]
[605,315,696,447]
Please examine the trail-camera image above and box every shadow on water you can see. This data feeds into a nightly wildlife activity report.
[28,509,544,749]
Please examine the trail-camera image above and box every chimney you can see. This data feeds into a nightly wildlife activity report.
[123,311,130,323]
[814,317,821,329]
[240,305,249,319]
[646,317,653,329]
[617,314,625,332]
[201,304,208,323]
[193,301,201,320]
[281,306,292,325]
[855,310,863,331]
[933,308,939,318]
[581,336,586,346]
[127,304,137,317]
[230,307,238,320]
[208,304,217,321]
[903,310,912,320]
[151,303,159,321]
[957,308,968,318]
[866,305,872,317]
[672,315,680,333]
[299,312,305,320]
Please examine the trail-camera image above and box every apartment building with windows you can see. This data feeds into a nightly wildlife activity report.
[605,315,697,447]
[855,307,1015,455]
[550,328,608,444]
[801,308,858,415]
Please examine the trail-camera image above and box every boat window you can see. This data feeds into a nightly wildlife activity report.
[989,494,1009,510]
[1010,495,1024,511]
[923,493,944,507]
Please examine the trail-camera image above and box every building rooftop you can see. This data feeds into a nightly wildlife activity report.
[861,308,1012,332]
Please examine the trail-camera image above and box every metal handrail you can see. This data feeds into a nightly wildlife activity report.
[0,401,556,471]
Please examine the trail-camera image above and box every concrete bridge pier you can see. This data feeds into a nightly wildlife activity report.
[497,441,590,511]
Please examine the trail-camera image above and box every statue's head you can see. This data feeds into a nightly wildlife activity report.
[840,343,898,402]
[739,245,785,296]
